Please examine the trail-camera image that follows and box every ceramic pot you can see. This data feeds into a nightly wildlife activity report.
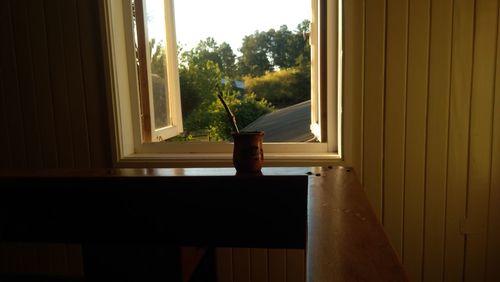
[232,131,264,173]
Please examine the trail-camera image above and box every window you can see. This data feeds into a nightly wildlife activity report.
[132,0,183,142]
[101,0,342,167]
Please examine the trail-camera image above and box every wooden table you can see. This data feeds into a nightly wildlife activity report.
[0,166,408,281]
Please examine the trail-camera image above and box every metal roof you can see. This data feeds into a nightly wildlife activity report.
[242,100,316,142]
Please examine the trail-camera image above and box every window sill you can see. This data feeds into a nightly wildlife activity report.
[115,152,342,168]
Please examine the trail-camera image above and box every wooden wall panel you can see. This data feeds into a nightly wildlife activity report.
[60,0,91,168]
[342,0,364,179]
[423,0,453,280]
[0,62,12,167]
[45,0,76,167]
[464,0,498,280]
[0,0,110,278]
[27,0,59,167]
[232,248,251,282]
[383,0,408,256]
[76,0,112,168]
[402,0,430,280]
[11,1,44,168]
[444,0,475,280]
[362,0,386,219]
[216,248,304,282]
[486,8,500,279]
[0,0,28,167]
[268,249,286,282]
[216,248,233,282]
[250,248,268,282]
[285,249,305,282]
[346,0,500,281]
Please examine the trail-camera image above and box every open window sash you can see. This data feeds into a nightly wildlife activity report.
[135,0,183,142]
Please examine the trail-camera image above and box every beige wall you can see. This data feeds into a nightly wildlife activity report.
[0,0,111,169]
[344,0,500,280]
[0,0,110,277]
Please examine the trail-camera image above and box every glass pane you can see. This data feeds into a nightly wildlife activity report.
[145,0,170,129]
[170,0,314,142]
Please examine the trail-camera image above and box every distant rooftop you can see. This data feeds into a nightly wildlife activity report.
[242,100,316,142]
[221,78,245,90]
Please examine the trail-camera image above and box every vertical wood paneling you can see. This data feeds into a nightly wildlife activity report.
[27,0,59,167]
[268,249,286,282]
[0,0,28,167]
[383,0,408,256]
[363,0,386,219]
[0,0,110,278]
[285,249,305,282]
[352,0,500,280]
[45,0,75,167]
[343,0,364,178]
[216,248,233,282]
[464,0,498,280]
[76,0,112,167]
[11,0,44,168]
[444,0,475,280]
[66,244,84,277]
[216,248,305,282]
[486,10,500,279]
[60,0,91,168]
[0,66,13,167]
[232,248,251,282]
[403,0,430,280]
[0,243,24,274]
[423,0,453,280]
[250,248,268,282]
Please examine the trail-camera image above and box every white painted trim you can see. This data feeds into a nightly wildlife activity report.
[101,0,138,160]
[116,152,342,168]
[337,0,344,157]
[310,0,320,140]
[163,0,183,134]
[327,0,339,154]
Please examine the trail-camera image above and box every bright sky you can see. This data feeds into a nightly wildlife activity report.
[145,0,311,55]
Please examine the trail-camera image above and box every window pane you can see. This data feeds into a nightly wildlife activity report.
[145,0,170,130]
[171,0,315,142]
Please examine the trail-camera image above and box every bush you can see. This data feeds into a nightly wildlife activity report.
[243,67,310,108]
[185,88,273,141]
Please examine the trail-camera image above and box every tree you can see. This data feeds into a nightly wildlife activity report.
[237,20,311,77]
[181,37,236,78]
[268,25,295,68]
[185,83,273,141]
[149,39,166,77]
[292,20,311,69]
[179,59,221,120]
[237,31,273,77]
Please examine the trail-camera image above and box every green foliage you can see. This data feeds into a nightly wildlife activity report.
[180,37,236,78]
[178,38,239,120]
[238,20,311,77]
[151,74,168,128]
[148,39,169,128]
[237,31,273,77]
[149,39,165,77]
[147,20,310,141]
[243,67,310,108]
[179,60,221,119]
[185,84,273,141]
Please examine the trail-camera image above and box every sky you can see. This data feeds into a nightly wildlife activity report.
[145,0,311,55]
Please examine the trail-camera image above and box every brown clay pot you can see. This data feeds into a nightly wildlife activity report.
[232,131,264,173]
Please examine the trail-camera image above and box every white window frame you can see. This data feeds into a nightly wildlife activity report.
[100,0,343,167]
